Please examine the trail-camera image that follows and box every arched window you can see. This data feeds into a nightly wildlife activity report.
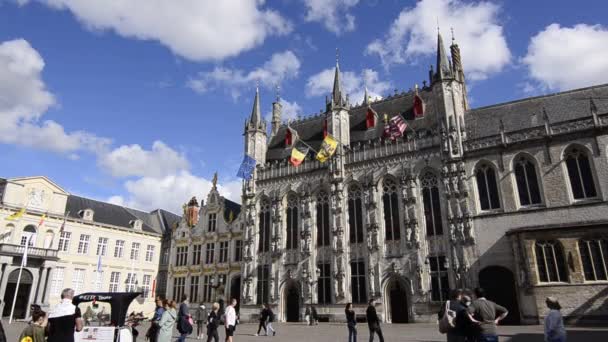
[382,178,401,241]
[21,225,37,246]
[514,156,542,206]
[44,230,54,249]
[535,240,568,283]
[564,147,597,199]
[316,191,330,247]
[475,163,500,210]
[421,172,443,236]
[578,238,608,281]
[258,199,271,253]
[286,195,299,250]
[348,185,364,244]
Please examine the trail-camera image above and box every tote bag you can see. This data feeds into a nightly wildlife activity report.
[438,300,456,334]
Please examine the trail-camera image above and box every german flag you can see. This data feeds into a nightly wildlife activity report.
[289,145,308,167]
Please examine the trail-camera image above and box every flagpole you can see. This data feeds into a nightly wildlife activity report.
[9,235,29,324]
[296,139,319,154]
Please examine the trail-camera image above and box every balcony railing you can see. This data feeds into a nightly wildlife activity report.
[0,243,59,260]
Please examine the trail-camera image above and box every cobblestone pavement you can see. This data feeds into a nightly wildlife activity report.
[3,320,608,341]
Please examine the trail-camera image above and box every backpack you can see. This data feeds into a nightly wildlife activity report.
[438,300,457,334]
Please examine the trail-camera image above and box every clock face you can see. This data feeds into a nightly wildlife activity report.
[28,189,45,208]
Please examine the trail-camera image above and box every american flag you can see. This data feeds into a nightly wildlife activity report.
[385,114,407,140]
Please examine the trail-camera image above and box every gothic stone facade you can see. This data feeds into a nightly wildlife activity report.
[237,34,608,324]
[167,182,243,310]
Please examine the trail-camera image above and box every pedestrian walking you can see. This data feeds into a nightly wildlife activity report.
[438,289,467,342]
[196,303,208,340]
[19,309,47,342]
[544,297,566,342]
[345,303,357,342]
[467,287,508,342]
[206,303,220,342]
[224,298,238,342]
[47,288,84,342]
[311,305,319,325]
[157,299,177,342]
[459,289,477,342]
[146,298,165,342]
[177,294,193,342]
[266,304,276,336]
[305,306,311,325]
[255,305,268,336]
[366,299,384,342]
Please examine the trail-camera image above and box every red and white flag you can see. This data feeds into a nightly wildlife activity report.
[387,115,407,140]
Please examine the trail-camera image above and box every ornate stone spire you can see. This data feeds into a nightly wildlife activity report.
[250,86,261,126]
[271,85,282,136]
[435,31,452,81]
[363,86,370,105]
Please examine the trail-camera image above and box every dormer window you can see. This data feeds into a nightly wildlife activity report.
[285,126,298,147]
[79,209,94,221]
[129,219,143,230]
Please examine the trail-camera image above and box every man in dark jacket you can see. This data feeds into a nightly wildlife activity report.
[366,299,384,342]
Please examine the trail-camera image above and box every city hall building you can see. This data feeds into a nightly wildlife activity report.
[236,34,608,324]
[0,176,179,319]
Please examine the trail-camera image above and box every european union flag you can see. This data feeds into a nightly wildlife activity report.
[237,155,257,180]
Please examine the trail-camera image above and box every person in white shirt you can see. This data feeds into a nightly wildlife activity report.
[224,298,238,342]
[544,297,566,342]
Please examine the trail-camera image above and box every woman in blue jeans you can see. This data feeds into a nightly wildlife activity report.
[345,303,357,342]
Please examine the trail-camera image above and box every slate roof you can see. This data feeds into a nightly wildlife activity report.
[223,198,241,222]
[266,88,438,161]
[465,83,608,140]
[66,195,178,235]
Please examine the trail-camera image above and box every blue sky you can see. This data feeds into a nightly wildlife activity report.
[0,0,606,213]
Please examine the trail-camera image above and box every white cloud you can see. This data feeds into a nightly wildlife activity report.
[0,38,111,154]
[27,0,292,61]
[306,67,391,105]
[187,50,301,98]
[99,140,190,178]
[366,0,511,81]
[522,24,608,92]
[303,0,359,35]
[109,171,242,213]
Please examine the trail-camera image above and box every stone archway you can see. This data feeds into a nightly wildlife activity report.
[383,275,410,323]
[479,266,521,325]
[3,268,34,319]
[281,280,300,322]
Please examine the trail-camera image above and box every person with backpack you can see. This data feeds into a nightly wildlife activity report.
[438,289,467,342]
[177,294,193,342]
[254,305,268,336]
[19,309,47,342]
[265,304,276,336]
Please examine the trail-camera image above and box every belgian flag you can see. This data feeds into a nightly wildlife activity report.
[289,144,308,167]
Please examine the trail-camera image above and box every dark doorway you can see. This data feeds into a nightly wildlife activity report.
[479,266,521,325]
[3,269,33,319]
[285,282,300,322]
[230,276,241,312]
[387,277,408,323]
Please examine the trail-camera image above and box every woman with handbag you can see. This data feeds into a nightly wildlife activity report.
[177,294,193,342]
[438,289,467,342]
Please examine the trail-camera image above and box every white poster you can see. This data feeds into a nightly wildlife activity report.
[75,326,115,342]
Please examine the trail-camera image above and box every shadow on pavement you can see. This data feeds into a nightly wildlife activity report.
[500,330,608,342]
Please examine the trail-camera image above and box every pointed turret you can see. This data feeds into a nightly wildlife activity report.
[363,87,370,105]
[449,29,469,109]
[250,86,261,126]
[332,61,344,106]
[271,86,282,137]
[435,32,452,82]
